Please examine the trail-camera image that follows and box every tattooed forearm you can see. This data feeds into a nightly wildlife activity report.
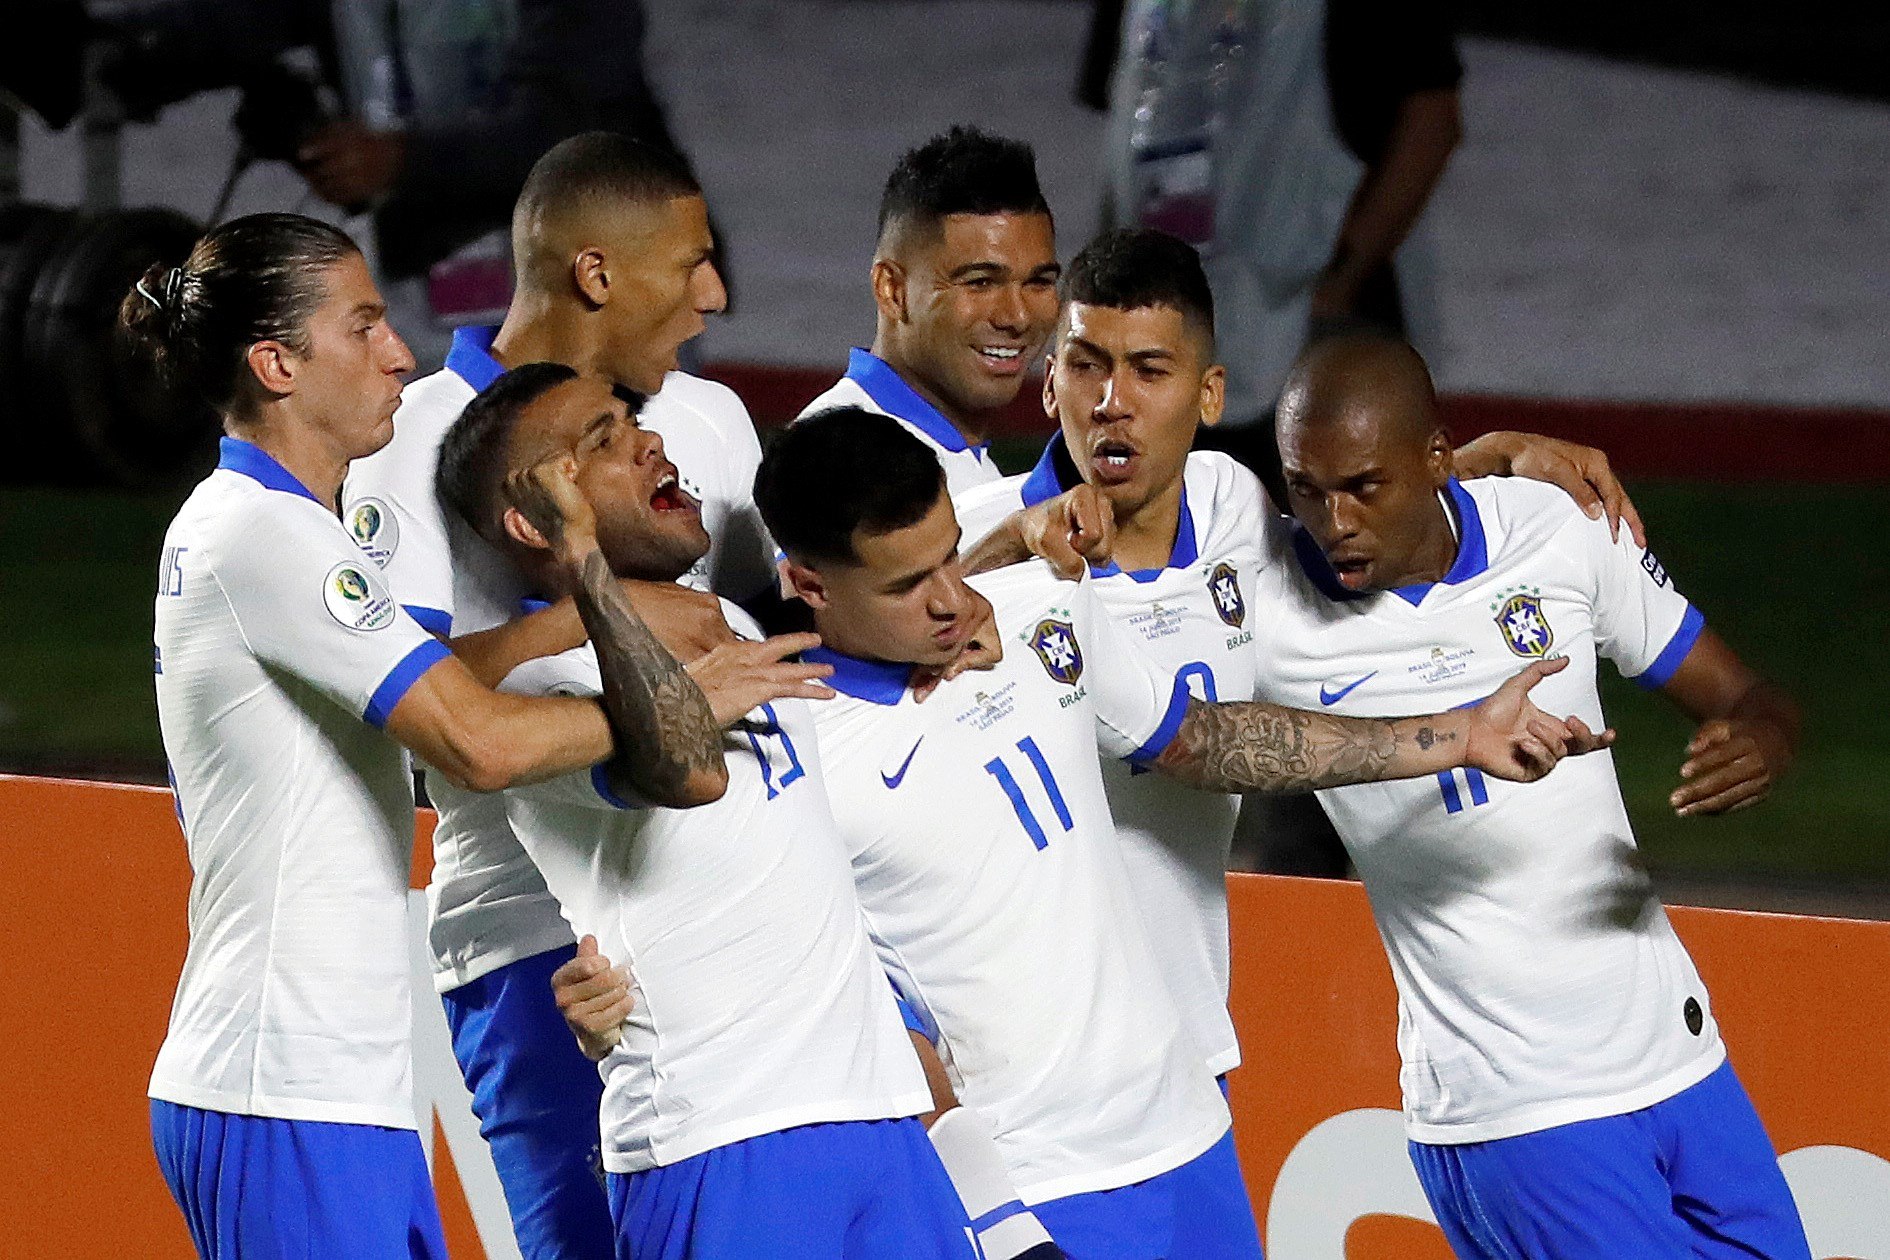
[1154,699,1463,794]
[573,549,728,806]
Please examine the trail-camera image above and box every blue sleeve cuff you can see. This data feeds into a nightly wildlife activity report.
[892,988,938,1043]
[1633,604,1706,690]
[1125,671,1196,766]
[591,763,642,810]
[402,604,452,637]
[363,638,452,728]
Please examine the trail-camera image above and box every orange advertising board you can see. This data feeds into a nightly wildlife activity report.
[3,774,1886,1258]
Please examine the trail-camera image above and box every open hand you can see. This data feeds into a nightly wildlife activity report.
[1671,718,1792,816]
[1466,657,1616,781]
[688,632,835,726]
[550,935,633,1063]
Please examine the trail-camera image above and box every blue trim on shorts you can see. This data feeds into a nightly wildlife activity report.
[364,638,451,728]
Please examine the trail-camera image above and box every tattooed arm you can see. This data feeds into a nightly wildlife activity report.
[509,454,729,808]
[1154,657,1614,792]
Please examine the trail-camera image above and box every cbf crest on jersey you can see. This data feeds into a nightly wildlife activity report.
[347,497,399,567]
[1494,591,1554,658]
[1029,618,1084,685]
[1208,561,1245,627]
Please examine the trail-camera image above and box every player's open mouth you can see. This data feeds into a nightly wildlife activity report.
[975,344,1027,375]
[649,472,695,513]
[1328,555,1372,588]
[1090,438,1140,483]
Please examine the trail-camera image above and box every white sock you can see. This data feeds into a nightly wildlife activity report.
[928,1106,1056,1258]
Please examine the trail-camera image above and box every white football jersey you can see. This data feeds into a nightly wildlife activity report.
[799,349,1004,498]
[810,562,1230,1204]
[1250,477,1723,1143]
[956,444,1276,1078]
[342,325,777,992]
[499,609,931,1173]
[150,438,451,1129]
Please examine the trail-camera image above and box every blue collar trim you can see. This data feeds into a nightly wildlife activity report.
[804,644,913,706]
[1292,478,1489,606]
[446,325,506,392]
[1021,435,1196,582]
[845,348,985,458]
[216,437,322,505]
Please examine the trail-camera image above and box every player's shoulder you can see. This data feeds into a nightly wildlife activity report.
[644,372,755,440]
[719,597,765,642]
[1185,449,1276,562]
[1185,448,1269,511]
[952,470,1030,544]
[501,642,600,698]
[797,374,875,421]
[350,368,475,482]
[1465,476,1601,562]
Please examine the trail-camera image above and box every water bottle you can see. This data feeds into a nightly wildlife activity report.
[1127,0,1252,252]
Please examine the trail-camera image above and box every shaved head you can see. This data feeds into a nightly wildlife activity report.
[1277,334,1441,454]
[511,132,701,291]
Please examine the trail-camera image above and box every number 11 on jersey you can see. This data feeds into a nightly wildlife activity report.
[984,736,1073,850]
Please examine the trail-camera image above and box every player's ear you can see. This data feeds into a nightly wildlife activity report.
[572,247,609,308]
[871,257,908,324]
[1198,364,1227,430]
[1041,357,1058,420]
[780,557,828,610]
[501,504,552,553]
[1426,427,1453,487]
[244,339,297,398]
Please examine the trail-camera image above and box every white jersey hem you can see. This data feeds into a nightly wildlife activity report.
[1205,1045,1242,1078]
[1017,1113,1232,1206]
[148,1080,417,1131]
[1404,1042,1727,1146]
[601,1089,935,1174]
[431,921,578,995]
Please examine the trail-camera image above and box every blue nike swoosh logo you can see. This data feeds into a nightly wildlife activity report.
[1319,672,1377,705]
[881,739,924,789]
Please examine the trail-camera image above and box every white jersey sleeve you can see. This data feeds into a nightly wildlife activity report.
[495,652,644,813]
[1067,576,1194,763]
[1583,523,1703,686]
[214,499,449,726]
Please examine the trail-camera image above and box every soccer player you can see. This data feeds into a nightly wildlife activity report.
[743,406,1599,1258]
[129,214,731,1259]
[957,227,1646,1086]
[800,126,1062,496]
[1251,334,1809,1258]
[342,132,793,1258]
[434,365,979,1259]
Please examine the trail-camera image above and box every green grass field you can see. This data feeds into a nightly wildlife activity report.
[2,471,1884,881]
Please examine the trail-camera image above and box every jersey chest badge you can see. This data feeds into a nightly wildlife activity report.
[347,497,399,567]
[1494,591,1554,658]
[1208,561,1245,627]
[1028,618,1084,685]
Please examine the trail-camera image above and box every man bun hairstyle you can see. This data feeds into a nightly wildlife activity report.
[756,407,948,565]
[877,125,1051,246]
[1062,227,1215,346]
[436,361,582,542]
[117,212,359,416]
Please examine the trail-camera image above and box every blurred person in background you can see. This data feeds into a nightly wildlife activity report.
[801,126,1063,498]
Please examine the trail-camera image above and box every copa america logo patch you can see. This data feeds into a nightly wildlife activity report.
[1028,618,1084,685]
[347,497,398,567]
[1208,561,1245,627]
[1494,592,1554,658]
[323,561,397,631]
